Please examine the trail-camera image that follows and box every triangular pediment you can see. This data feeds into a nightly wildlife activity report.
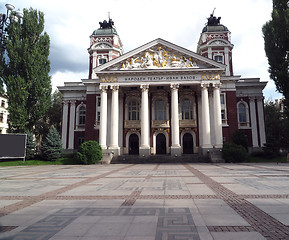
[94,38,225,73]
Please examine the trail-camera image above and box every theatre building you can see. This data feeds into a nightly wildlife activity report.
[58,15,267,160]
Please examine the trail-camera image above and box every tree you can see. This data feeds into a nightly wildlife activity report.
[35,90,62,143]
[41,127,62,161]
[0,8,51,133]
[25,131,36,160]
[262,0,289,116]
[264,100,289,153]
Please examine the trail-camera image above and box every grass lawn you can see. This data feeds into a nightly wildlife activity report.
[0,157,77,166]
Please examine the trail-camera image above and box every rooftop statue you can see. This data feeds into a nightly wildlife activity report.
[207,14,221,26]
[99,18,114,29]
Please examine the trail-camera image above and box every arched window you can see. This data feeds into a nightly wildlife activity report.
[237,101,249,127]
[155,100,166,120]
[238,103,246,123]
[128,100,139,120]
[79,106,86,125]
[182,99,193,120]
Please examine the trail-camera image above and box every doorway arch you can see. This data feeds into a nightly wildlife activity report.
[129,134,139,155]
[156,133,166,154]
[183,133,194,154]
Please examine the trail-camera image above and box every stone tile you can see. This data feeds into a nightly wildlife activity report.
[200,213,250,226]
[85,223,131,237]
[53,223,94,237]
[125,223,157,236]
[210,232,266,240]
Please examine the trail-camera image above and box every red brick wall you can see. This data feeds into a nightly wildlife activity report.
[222,91,238,143]
[85,94,98,141]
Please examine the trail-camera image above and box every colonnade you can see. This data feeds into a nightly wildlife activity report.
[98,83,223,156]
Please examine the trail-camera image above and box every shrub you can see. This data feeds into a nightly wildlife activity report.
[231,129,248,151]
[222,142,247,163]
[41,127,62,161]
[25,131,36,160]
[75,141,102,165]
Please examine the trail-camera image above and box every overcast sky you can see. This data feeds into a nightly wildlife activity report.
[0,0,282,100]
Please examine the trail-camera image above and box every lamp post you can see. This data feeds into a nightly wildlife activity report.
[0,3,23,55]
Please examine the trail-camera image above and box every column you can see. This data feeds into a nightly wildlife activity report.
[140,84,150,156]
[68,101,76,149]
[92,52,97,78]
[170,83,181,156]
[61,100,69,149]
[257,97,266,147]
[213,83,223,148]
[99,85,108,149]
[249,97,259,147]
[109,85,120,155]
[201,83,212,149]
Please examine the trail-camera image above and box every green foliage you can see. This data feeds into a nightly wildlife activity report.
[231,129,248,151]
[41,127,62,161]
[264,100,289,152]
[75,141,102,165]
[262,0,289,116]
[25,131,36,160]
[35,90,63,141]
[0,8,51,133]
[222,142,247,163]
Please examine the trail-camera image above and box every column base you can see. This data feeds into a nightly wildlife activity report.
[139,146,150,157]
[108,147,120,157]
[170,146,182,157]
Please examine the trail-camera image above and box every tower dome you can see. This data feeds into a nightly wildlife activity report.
[88,18,123,79]
[202,14,229,33]
[197,13,234,76]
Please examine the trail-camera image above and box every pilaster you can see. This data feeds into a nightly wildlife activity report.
[68,101,76,149]
[61,100,69,149]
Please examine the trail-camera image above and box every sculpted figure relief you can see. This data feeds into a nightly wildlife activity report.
[121,46,199,70]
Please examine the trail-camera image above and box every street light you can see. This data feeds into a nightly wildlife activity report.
[0,3,23,54]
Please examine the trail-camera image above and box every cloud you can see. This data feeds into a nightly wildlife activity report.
[3,0,280,100]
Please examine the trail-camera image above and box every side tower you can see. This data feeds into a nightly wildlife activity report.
[197,14,234,76]
[88,18,123,79]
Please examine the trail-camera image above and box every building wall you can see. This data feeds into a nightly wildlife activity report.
[0,95,9,134]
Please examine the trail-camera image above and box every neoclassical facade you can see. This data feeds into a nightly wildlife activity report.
[58,15,267,158]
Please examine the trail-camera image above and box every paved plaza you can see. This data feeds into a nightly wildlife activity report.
[0,163,289,240]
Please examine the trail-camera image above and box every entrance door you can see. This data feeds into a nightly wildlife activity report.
[183,133,194,154]
[129,134,139,155]
[156,133,166,154]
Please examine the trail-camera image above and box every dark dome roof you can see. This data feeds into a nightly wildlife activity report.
[202,24,229,33]
[92,27,118,36]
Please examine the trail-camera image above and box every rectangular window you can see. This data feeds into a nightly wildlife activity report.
[214,55,223,64]
[1,100,5,108]
[97,97,101,107]
[0,113,3,123]
[99,59,107,65]
[220,94,225,105]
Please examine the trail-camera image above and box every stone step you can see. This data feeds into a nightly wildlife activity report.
[110,154,210,164]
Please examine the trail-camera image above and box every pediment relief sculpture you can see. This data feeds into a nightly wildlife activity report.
[120,46,199,70]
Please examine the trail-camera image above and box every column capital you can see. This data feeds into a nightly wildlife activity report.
[200,83,210,89]
[256,96,264,101]
[170,83,179,90]
[62,100,69,105]
[69,100,76,105]
[99,85,108,92]
[249,96,256,101]
[212,82,222,89]
[111,85,119,91]
[140,84,149,91]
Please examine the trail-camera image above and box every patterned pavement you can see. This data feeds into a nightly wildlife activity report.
[0,163,289,239]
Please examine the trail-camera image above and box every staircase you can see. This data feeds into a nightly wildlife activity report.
[110,154,211,164]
